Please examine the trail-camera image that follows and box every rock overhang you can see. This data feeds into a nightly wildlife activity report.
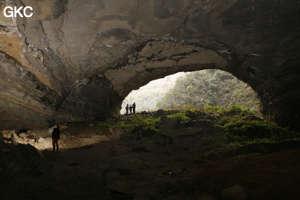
[0,0,299,130]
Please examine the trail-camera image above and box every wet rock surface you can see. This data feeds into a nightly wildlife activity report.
[0,1,300,130]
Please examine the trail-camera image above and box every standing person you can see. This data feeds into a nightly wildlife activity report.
[125,104,129,114]
[52,124,61,152]
[132,102,136,113]
[129,104,133,114]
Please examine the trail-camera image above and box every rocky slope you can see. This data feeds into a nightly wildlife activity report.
[1,111,300,199]
[0,0,300,130]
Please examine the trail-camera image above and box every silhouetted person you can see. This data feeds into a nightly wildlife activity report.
[125,104,129,114]
[129,104,133,114]
[132,102,136,113]
[52,124,61,152]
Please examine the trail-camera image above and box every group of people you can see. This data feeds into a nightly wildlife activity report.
[125,102,136,114]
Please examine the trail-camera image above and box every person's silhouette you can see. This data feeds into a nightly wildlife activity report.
[132,102,136,113]
[52,124,61,152]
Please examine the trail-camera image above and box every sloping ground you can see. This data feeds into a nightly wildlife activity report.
[1,112,300,200]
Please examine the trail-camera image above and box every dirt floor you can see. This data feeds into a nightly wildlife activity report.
[1,117,300,200]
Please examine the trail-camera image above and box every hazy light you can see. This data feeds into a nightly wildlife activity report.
[121,72,186,113]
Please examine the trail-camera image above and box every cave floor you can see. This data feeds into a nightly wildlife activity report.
[1,121,300,200]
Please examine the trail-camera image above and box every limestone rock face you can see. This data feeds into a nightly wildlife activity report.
[0,0,299,130]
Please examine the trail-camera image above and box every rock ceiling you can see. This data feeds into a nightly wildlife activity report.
[0,0,299,130]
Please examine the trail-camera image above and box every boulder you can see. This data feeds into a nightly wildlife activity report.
[159,117,182,130]
[17,144,41,161]
[109,127,127,139]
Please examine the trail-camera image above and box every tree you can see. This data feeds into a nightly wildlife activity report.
[157,69,260,113]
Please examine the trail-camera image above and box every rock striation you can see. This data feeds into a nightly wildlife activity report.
[0,0,300,130]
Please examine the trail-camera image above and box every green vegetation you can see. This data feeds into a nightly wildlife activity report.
[215,107,300,147]
[167,105,300,147]
[101,105,300,149]
[99,116,160,133]
[122,69,261,115]
[177,104,202,112]
[157,69,261,115]
[168,104,256,116]
[203,105,224,114]
[167,113,191,123]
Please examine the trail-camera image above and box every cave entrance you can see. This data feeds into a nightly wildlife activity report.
[121,69,261,115]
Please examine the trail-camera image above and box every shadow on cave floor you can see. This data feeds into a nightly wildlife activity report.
[1,111,300,200]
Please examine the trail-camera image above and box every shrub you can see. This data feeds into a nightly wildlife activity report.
[219,118,299,144]
[167,112,191,123]
[131,117,160,126]
[181,104,203,112]
[203,105,223,114]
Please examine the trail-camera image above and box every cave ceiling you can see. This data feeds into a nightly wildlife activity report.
[0,0,300,130]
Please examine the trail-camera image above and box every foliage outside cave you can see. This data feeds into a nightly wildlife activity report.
[122,69,260,115]
[157,69,260,115]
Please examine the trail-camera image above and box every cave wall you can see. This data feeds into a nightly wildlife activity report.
[0,0,299,130]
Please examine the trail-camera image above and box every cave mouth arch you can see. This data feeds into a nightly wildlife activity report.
[0,0,299,132]
[120,69,261,115]
[107,36,299,131]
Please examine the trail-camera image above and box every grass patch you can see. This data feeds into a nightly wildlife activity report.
[167,112,191,123]
[203,105,224,114]
[98,116,161,133]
